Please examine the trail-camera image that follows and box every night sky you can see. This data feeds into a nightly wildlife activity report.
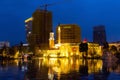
[0,0,120,46]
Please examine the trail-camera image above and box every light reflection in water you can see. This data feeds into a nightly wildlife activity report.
[0,58,120,80]
[40,58,103,80]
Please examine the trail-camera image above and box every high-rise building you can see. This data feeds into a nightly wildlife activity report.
[25,17,33,43]
[56,24,81,44]
[29,9,52,50]
[93,25,106,45]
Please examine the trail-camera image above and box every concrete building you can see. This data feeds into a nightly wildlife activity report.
[56,24,81,44]
[28,9,52,50]
[0,41,10,49]
[93,25,106,45]
[25,17,33,43]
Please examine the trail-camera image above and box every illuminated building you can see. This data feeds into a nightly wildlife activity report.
[87,42,102,57]
[56,24,81,44]
[93,25,106,45]
[25,17,33,43]
[49,30,55,49]
[29,9,52,50]
[44,42,102,58]
[53,24,81,57]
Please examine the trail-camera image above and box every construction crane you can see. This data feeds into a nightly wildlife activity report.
[39,0,70,11]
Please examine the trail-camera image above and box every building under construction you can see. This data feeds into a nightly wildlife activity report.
[26,9,52,51]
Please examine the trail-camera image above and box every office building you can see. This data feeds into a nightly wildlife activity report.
[93,25,106,45]
[56,24,81,44]
[29,9,52,50]
[25,17,33,43]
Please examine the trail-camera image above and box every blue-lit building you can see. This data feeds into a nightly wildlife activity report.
[93,25,106,45]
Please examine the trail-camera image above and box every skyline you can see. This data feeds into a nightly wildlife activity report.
[0,0,120,46]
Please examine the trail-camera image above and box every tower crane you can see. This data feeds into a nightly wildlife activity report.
[39,0,69,11]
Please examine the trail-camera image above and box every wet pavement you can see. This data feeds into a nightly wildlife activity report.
[0,58,120,80]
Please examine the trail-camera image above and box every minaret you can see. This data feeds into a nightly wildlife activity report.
[49,30,55,49]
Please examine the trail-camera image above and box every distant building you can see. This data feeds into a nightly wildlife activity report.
[0,41,10,49]
[28,9,52,50]
[25,17,33,43]
[56,24,81,44]
[93,25,106,45]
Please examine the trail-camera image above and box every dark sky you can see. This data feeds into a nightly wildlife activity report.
[0,0,120,46]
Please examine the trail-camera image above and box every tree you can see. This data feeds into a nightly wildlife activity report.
[79,42,88,58]
[103,42,109,50]
[110,45,117,52]
[79,42,88,52]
